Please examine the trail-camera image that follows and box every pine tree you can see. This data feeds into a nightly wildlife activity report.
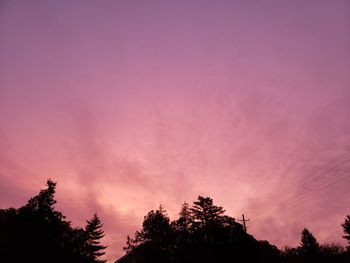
[190,196,225,229]
[85,213,107,263]
[171,202,193,261]
[342,215,350,249]
[173,202,192,233]
[300,228,319,255]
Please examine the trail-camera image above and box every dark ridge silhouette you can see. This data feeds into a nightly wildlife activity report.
[0,179,107,263]
[118,196,350,263]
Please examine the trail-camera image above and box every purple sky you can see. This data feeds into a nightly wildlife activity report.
[1,0,350,261]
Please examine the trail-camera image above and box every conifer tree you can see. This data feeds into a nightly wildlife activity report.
[173,202,192,233]
[300,228,320,255]
[342,215,350,249]
[85,213,107,263]
[190,196,225,229]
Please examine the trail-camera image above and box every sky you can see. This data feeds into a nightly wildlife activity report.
[1,0,350,261]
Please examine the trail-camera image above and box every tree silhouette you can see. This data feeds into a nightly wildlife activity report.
[190,196,225,229]
[171,202,193,263]
[85,213,107,262]
[319,243,345,262]
[300,228,319,253]
[121,197,350,263]
[123,196,263,263]
[187,195,257,262]
[299,228,320,262]
[257,240,281,263]
[172,202,192,233]
[130,205,173,248]
[124,205,173,262]
[24,179,60,217]
[0,179,107,263]
[16,179,72,262]
[341,215,350,249]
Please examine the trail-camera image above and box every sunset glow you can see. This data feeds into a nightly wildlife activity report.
[1,1,350,262]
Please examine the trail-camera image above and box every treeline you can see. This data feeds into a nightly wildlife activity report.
[1,180,349,263]
[0,180,106,263]
[124,196,350,263]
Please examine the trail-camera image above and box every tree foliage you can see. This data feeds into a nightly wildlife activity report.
[0,179,107,263]
[342,215,350,248]
[299,228,320,255]
[123,196,350,263]
[172,202,191,233]
[125,196,263,262]
[85,213,107,262]
[124,205,173,262]
[190,196,225,228]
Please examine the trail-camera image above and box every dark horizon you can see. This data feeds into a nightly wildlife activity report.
[1,180,349,263]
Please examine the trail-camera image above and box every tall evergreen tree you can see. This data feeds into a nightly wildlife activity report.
[85,213,107,263]
[172,202,192,233]
[299,228,320,257]
[342,215,350,249]
[190,196,225,229]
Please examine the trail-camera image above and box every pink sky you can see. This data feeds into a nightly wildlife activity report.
[1,1,350,262]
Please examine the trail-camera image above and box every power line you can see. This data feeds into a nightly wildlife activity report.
[253,169,350,222]
[250,153,350,210]
[253,155,350,216]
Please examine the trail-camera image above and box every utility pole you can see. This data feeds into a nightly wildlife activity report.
[238,214,249,233]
